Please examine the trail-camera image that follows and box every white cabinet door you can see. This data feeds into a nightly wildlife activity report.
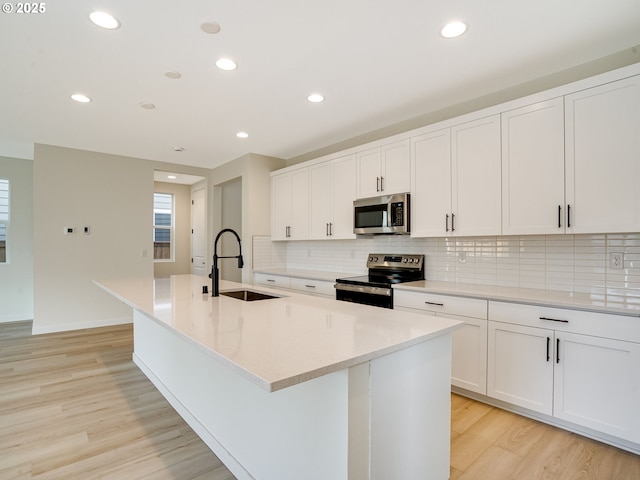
[289,169,309,240]
[451,316,488,395]
[309,162,332,239]
[411,128,452,237]
[487,321,554,415]
[356,141,410,198]
[331,154,357,239]
[253,272,291,290]
[356,147,382,198]
[271,173,292,240]
[381,139,411,195]
[309,155,356,240]
[554,332,640,443]
[271,169,309,240]
[451,115,502,236]
[502,98,565,235]
[565,75,640,233]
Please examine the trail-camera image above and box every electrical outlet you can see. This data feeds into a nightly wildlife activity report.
[610,252,624,270]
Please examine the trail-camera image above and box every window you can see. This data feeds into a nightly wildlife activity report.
[0,179,8,263]
[153,192,173,261]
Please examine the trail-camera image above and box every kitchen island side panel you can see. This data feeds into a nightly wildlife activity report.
[132,310,350,480]
[132,309,453,480]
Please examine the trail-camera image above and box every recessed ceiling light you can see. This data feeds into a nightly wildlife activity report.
[173,147,184,152]
[167,175,177,179]
[307,93,325,103]
[236,131,249,138]
[139,102,156,110]
[164,71,182,80]
[200,21,221,34]
[440,21,467,38]
[89,11,120,30]
[71,93,91,103]
[216,58,237,71]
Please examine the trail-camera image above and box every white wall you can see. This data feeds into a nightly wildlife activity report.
[32,144,210,334]
[0,156,33,322]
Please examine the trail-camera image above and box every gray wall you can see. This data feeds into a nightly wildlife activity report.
[31,144,210,333]
[0,156,33,322]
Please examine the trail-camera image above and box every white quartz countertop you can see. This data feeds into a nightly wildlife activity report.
[96,275,462,392]
[395,280,640,317]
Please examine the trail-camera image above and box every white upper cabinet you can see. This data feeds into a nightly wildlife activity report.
[502,98,565,235]
[411,128,452,237]
[356,139,410,198]
[271,168,309,240]
[309,155,356,239]
[565,75,640,234]
[309,162,332,239]
[331,155,357,238]
[411,115,501,237]
[451,115,502,236]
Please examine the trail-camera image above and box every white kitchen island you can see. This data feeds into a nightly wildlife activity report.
[96,274,462,480]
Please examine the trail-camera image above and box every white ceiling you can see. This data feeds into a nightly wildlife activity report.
[2,0,640,170]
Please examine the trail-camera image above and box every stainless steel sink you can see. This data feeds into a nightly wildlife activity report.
[220,289,280,301]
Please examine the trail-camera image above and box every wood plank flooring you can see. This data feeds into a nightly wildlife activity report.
[1,321,639,479]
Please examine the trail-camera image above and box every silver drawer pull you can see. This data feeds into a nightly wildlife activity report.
[539,316,569,324]
[267,279,275,282]
[305,285,316,288]
[425,301,444,307]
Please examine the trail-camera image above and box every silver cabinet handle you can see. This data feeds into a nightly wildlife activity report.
[380,176,384,191]
[305,285,316,288]
[376,177,380,192]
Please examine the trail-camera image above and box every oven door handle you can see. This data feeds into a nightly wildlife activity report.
[334,283,392,297]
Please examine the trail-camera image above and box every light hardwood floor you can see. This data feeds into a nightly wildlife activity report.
[1,321,639,479]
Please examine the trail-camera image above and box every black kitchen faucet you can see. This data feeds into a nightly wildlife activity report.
[211,228,244,296]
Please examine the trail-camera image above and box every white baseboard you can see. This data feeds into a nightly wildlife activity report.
[31,316,132,334]
[0,314,33,323]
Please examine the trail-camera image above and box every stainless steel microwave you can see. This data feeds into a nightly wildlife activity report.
[353,193,410,235]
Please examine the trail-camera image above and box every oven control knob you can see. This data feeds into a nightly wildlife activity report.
[403,258,408,263]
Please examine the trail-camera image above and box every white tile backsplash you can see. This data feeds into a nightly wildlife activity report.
[253,233,640,301]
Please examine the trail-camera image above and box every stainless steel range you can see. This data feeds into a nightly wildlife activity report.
[334,254,425,309]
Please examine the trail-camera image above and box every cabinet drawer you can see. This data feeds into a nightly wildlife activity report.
[290,277,335,297]
[253,273,291,290]
[394,290,487,319]
[488,301,640,343]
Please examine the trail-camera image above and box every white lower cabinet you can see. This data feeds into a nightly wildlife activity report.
[488,301,640,445]
[487,321,554,414]
[289,277,335,297]
[253,272,291,290]
[554,332,640,443]
[394,290,488,395]
[254,273,336,298]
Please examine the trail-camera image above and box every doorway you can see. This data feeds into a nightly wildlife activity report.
[219,178,242,283]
